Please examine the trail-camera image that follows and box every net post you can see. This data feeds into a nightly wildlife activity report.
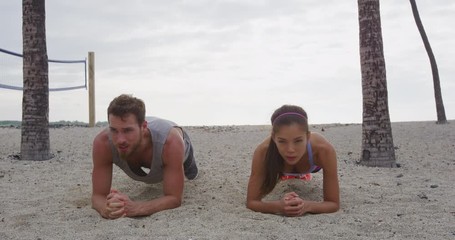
[88,52,95,127]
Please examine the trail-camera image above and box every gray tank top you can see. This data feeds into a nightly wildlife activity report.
[109,116,190,184]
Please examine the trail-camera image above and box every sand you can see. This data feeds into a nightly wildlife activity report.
[0,121,454,240]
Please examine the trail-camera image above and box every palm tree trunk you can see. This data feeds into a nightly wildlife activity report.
[358,0,396,167]
[409,0,447,124]
[21,0,51,160]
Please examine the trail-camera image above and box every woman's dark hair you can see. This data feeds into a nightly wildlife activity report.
[107,94,146,125]
[260,105,309,195]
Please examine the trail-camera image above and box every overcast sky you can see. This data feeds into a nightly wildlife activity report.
[1,0,454,126]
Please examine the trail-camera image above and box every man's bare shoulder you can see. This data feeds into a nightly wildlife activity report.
[93,128,110,146]
[92,128,113,163]
[165,127,185,147]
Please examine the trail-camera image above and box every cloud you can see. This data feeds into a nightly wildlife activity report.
[1,0,454,125]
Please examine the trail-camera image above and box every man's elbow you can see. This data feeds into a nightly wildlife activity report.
[328,202,340,213]
[169,196,182,209]
[174,199,182,208]
[334,203,340,212]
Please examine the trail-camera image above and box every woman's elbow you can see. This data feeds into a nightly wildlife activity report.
[246,201,253,210]
[246,199,261,212]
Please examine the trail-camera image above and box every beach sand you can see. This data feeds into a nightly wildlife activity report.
[0,121,454,239]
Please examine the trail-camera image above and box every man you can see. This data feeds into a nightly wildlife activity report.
[91,94,198,219]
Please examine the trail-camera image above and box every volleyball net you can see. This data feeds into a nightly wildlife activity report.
[0,47,87,91]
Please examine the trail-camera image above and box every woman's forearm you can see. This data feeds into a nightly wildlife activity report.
[304,200,339,214]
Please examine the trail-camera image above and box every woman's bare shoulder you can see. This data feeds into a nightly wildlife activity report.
[255,136,271,153]
[310,132,336,164]
[310,132,332,146]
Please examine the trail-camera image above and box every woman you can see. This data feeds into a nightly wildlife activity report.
[246,105,339,216]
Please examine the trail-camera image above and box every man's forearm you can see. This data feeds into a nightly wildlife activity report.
[92,195,109,218]
[247,199,282,215]
[127,195,182,217]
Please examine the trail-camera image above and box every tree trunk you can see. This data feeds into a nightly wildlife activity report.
[358,0,396,167]
[21,0,52,161]
[409,0,447,124]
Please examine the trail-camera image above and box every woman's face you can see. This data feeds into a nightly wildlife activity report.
[272,123,309,165]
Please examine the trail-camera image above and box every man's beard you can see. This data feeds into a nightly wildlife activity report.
[118,132,142,159]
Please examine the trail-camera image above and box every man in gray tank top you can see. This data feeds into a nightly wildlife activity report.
[91,94,198,219]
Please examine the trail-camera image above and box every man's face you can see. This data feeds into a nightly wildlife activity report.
[108,113,144,159]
